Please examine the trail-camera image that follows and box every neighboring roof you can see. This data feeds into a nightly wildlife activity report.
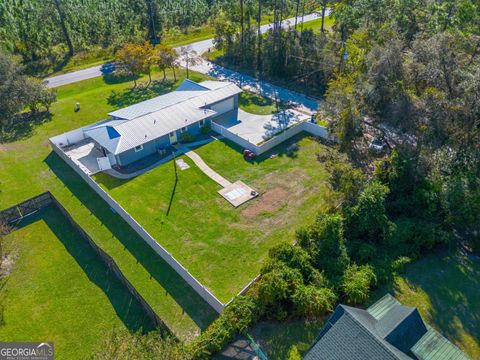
[304,305,411,360]
[303,294,470,360]
[86,80,242,155]
[411,325,470,360]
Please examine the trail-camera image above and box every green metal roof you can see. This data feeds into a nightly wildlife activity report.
[411,325,470,360]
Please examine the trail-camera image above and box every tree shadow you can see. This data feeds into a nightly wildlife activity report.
[107,80,177,109]
[0,112,53,143]
[12,206,155,334]
[44,152,218,331]
[372,248,480,356]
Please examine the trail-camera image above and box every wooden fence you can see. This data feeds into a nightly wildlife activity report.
[0,192,171,336]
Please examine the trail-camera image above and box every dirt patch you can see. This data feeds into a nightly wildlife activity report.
[0,144,8,152]
[0,252,17,279]
[242,186,288,218]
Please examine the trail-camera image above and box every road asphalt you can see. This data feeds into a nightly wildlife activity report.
[45,11,329,88]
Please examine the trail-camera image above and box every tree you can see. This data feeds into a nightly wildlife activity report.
[341,264,376,304]
[52,0,74,57]
[115,43,152,88]
[0,51,55,135]
[304,214,350,280]
[292,285,337,316]
[346,181,393,244]
[179,45,199,79]
[287,345,302,360]
[156,44,177,81]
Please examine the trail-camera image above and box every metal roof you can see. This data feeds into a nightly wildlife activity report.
[108,80,240,120]
[303,294,471,360]
[86,80,242,155]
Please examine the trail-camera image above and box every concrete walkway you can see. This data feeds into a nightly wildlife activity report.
[183,149,232,188]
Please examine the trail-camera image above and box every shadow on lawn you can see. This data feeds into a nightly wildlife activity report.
[44,152,218,331]
[0,112,52,144]
[15,206,155,334]
[107,80,177,109]
[215,133,312,165]
[374,248,480,356]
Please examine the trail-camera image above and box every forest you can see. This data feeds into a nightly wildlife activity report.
[0,0,318,75]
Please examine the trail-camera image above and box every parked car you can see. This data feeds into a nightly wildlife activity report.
[243,149,255,161]
[100,62,116,75]
[368,137,387,154]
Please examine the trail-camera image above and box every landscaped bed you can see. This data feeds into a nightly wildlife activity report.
[0,206,155,359]
[94,134,337,303]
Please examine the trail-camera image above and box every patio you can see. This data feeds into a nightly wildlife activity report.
[214,109,310,145]
[63,139,104,176]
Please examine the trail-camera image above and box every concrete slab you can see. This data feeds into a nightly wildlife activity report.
[214,109,310,145]
[63,140,103,176]
[219,181,258,207]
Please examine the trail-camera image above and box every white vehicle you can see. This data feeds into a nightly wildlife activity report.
[369,137,387,153]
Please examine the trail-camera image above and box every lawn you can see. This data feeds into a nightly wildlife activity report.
[94,135,337,303]
[372,249,480,359]
[0,206,154,359]
[238,91,282,115]
[0,70,220,342]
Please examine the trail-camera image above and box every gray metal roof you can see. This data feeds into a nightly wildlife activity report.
[108,80,240,120]
[87,80,242,154]
[303,294,471,360]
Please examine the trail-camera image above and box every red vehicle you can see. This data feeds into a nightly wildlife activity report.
[243,149,255,160]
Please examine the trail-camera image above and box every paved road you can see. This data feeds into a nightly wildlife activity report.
[45,11,329,88]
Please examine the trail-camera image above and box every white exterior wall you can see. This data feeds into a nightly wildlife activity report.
[210,97,235,115]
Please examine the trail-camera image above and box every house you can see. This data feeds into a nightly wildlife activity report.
[304,294,470,360]
[85,79,242,167]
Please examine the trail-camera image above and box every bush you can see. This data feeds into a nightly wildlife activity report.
[306,214,350,279]
[200,123,211,135]
[190,296,258,359]
[292,285,337,317]
[180,132,195,143]
[341,264,377,305]
[265,243,316,283]
[287,345,302,360]
[346,181,394,245]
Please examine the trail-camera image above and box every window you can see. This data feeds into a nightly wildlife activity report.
[181,126,187,133]
[199,119,205,127]
[169,132,175,137]
[134,145,143,152]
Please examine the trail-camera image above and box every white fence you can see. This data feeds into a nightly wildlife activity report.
[212,120,330,155]
[49,137,225,313]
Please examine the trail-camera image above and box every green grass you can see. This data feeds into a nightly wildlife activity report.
[94,136,337,303]
[299,15,334,33]
[372,249,480,359]
[238,91,281,115]
[0,206,154,359]
[0,69,219,342]
[247,318,326,359]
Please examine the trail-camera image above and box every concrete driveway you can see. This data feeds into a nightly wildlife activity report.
[215,109,309,145]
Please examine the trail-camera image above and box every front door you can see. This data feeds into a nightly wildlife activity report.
[169,131,178,144]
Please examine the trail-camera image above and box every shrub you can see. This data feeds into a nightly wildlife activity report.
[292,285,337,317]
[257,264,303,306]
[341,264,377,305]
[180,132,195,143]
[200,123,211,135]
[307,214,350,279]
[346,181,394,244]
[287,345,302,360]
[190,296,258,359]
[265,243,316,282]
